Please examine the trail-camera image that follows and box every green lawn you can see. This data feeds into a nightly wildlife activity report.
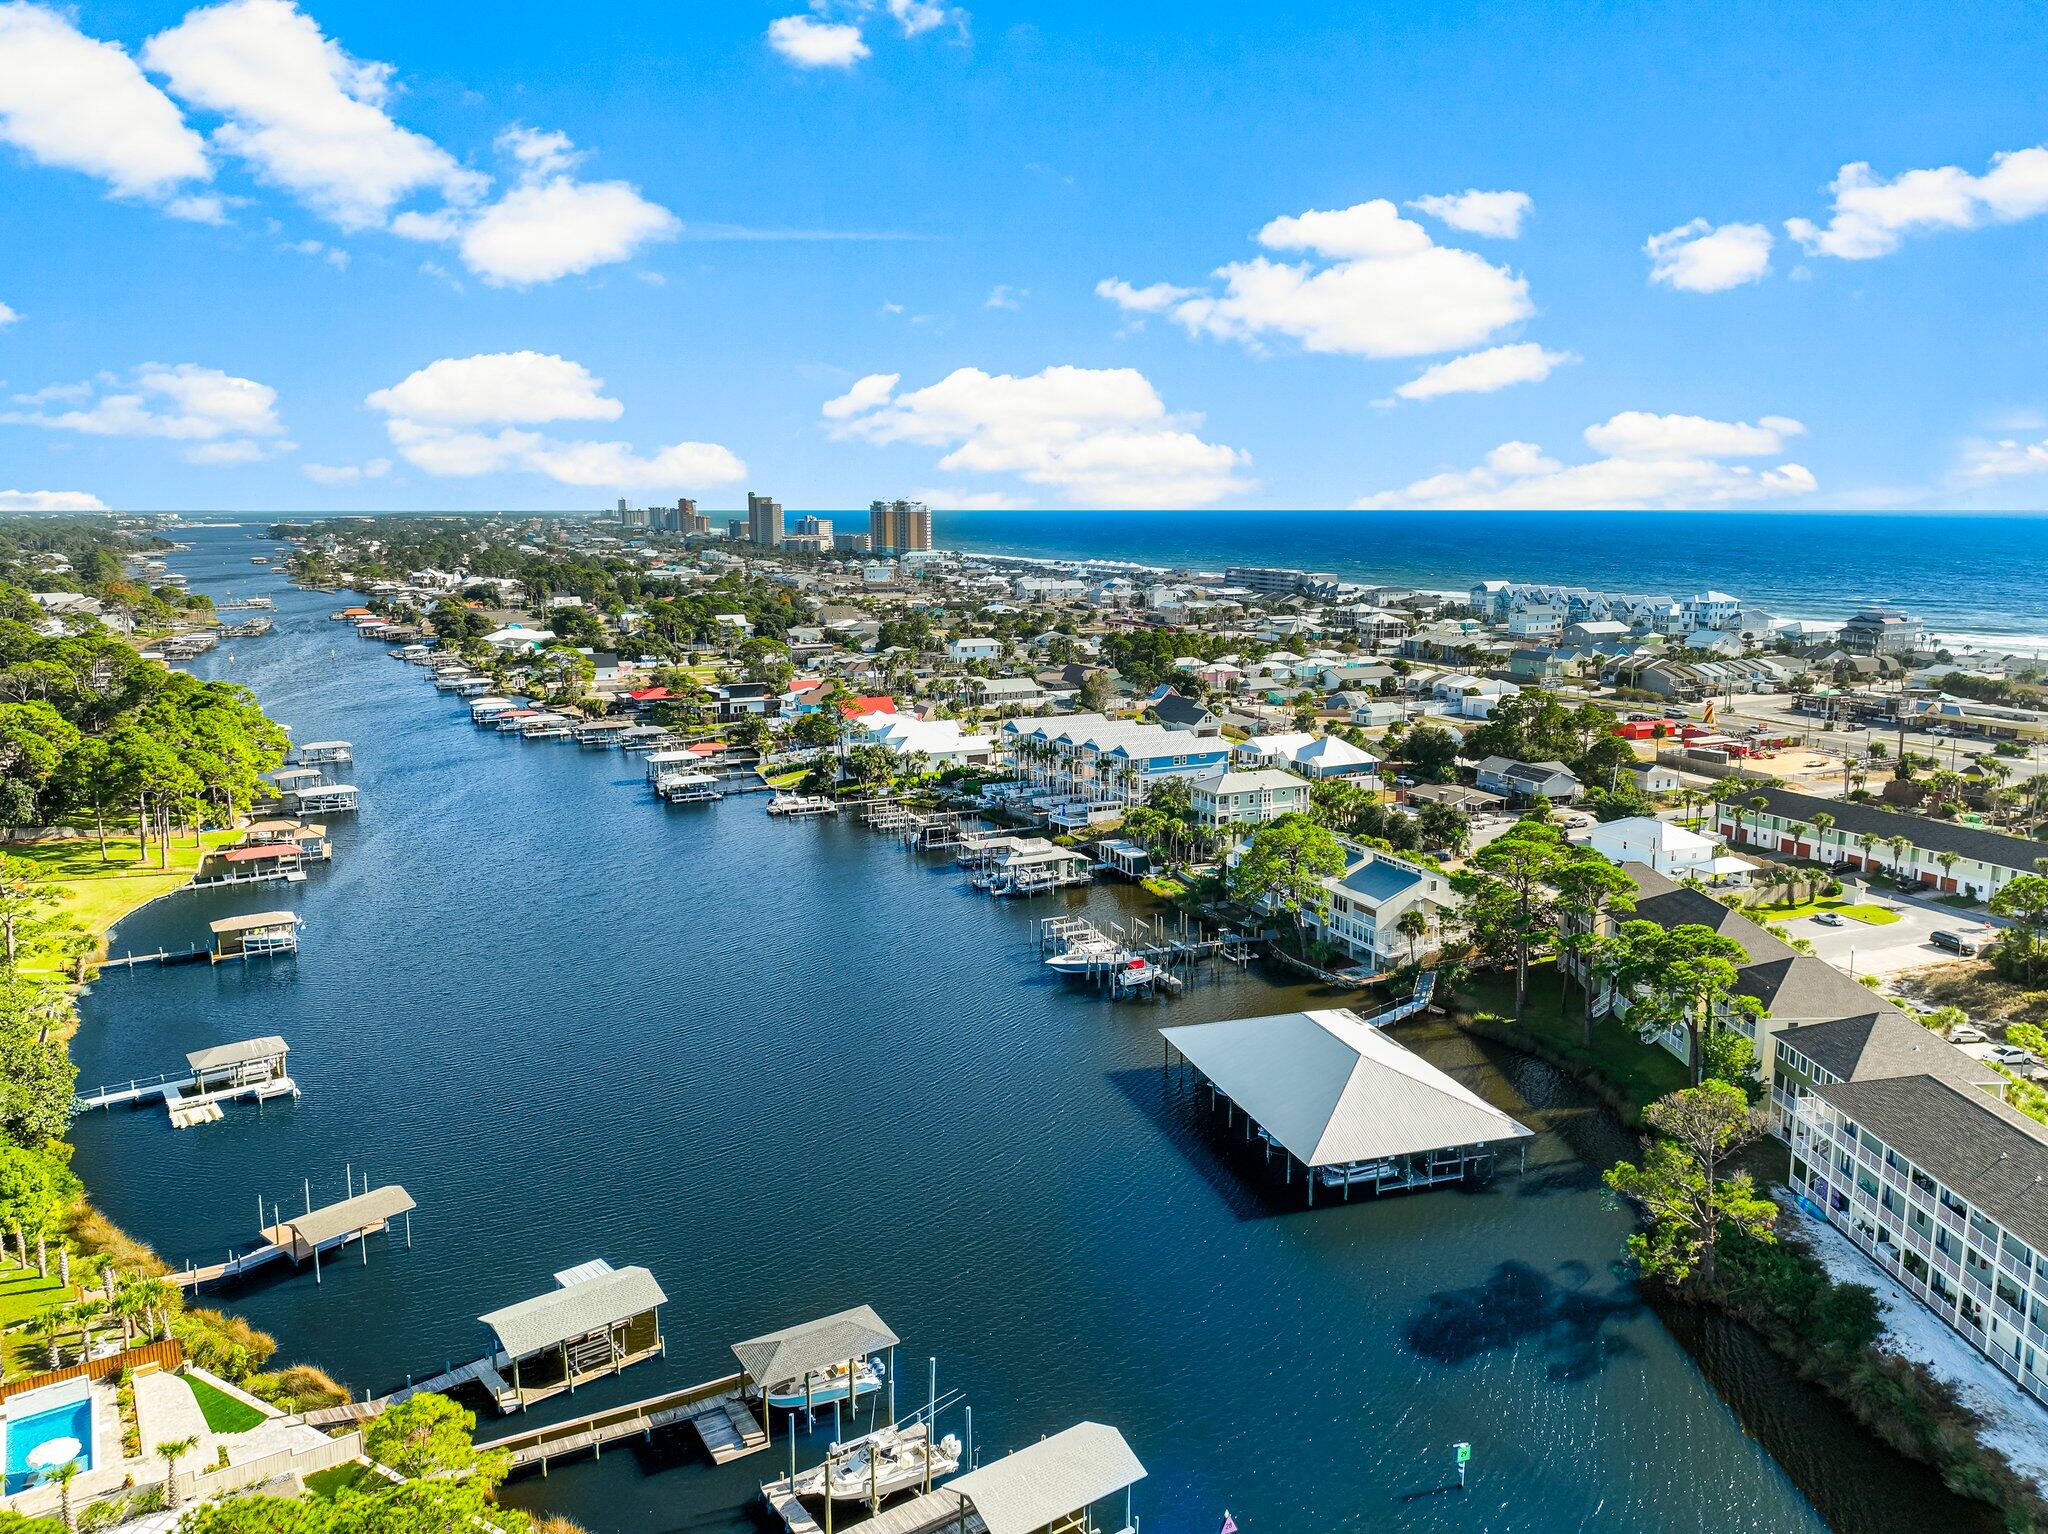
[1747,896,1900,926]
[305,1462,374,1498]
[0,1261,77,1379]
[4,832,237,975]
[1459,966,1693,1113]
[185,1372,266,1435]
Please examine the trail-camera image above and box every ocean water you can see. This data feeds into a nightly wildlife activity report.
[64,526,2004,1534]
[932,510,2048,643]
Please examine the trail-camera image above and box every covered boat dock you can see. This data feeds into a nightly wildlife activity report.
[209,910,303,961]
[477,1260,669,1412]
[1160,1009,1533,1203]
[728,1304,900,1454]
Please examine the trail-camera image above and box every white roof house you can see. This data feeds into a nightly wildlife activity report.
[1236,731,1379,780]
[846,711,994,766]
[481,624,551,649]
[1188,768,1312,826]
[1583,816,1719,878]
[1160,1009,1532,1168]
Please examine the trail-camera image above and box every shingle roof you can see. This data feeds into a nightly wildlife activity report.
[1778,1012,2003,1092]
[1731,786,2048,873]
[946,1423,1146,1534]
[1812,1075,2048,1253]
[731,1305,898,1390]
[479,1265,667,1358]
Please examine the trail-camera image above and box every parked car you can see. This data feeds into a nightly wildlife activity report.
[1930,929,1981,957]
[1949,1023,1988,1045]
[1813,911,1847,927]
[1988,1045,2038,1067]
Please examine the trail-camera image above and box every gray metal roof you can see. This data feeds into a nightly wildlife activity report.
[730,1305,898,1390]
[1161,1010,1533,1167]
[186,1036,288,1072]
[479,1265,667,1359]
[282,1185,415,1249]
[948,1422,1145,1534]
[209,911,301,934]
[1812,1075,2048,1254]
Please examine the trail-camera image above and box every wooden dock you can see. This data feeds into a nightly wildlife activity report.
[302,1354,516,1427]
[762,1483,984,1534]
[476,1371,764,1474]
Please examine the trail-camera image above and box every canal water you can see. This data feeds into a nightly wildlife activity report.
[69,523,1995,1534]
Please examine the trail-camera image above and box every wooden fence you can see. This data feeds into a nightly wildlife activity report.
[0,1337,184,1400]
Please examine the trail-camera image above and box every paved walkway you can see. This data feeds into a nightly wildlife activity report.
[133,1371,215,1467]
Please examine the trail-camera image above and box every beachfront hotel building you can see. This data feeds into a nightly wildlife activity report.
[746,492,784,547]
[868,500,932,553]
[1716,786,2047,902]
[1788,1075,2048,1407]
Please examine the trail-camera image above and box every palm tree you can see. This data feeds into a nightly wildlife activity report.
[158,1434,198,1508]
[1396,907,1429,967]
[1936,850,1960,891]
[1810,811,1834,861]
[29,1304,66,1369]
[40,1456,80,1533]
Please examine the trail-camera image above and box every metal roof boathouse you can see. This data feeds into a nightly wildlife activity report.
[1161,1009,1534,1203]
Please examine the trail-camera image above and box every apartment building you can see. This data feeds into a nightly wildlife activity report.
[1788,1074,2048,1407]
[1717,786,2046,901]
[747,492,784,547]
[1000,713,1231,813]
[869,500,933,553]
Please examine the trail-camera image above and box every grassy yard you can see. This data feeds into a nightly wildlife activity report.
[305,1462,374,1498]
[1458,966,1693,1113]
[185,1372,266,1435]
[6,832,236,973]
[0,1260,77,1379]
[1746,896,1900,926]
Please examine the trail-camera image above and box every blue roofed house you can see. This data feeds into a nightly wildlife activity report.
[1305,842,1461,971]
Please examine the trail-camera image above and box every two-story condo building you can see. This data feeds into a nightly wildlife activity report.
[1717,786,2047,902]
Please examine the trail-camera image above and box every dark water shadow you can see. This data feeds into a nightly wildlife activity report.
[1404,1258,1645,1382]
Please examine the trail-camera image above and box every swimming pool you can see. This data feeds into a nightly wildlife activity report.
[2,1394,94,1495]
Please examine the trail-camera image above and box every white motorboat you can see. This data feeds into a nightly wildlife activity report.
[789,1421,962,1504]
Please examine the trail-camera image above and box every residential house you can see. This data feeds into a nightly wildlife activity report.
[1236,732,1379,785]
[1473,757,1582,803]
[1303,843,1460,970]
[1583,816,1719,879]
[1148,691,1221,736]
[1188,768,1312,827]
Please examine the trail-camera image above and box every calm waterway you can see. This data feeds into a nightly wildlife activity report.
[68,524,1998,1534]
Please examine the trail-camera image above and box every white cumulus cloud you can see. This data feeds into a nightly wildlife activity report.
[1645,219,1774,292]
[300,457,390,485]
[0,2,212,205]
[366,352,625,426]
[0,488,108,510]
[142,0,484,231]
[1101,198,1533,360]
[1355,410,1816,510]
[1389,342,1575,403]
[1786,147,2048,259]
[0,301,16,328]
[1408,189,1532,238]
[767,16,870,68]
[825,364,1252,508]
[455,172,677,287]
[1958,437,2048,481]
[1,362,288,463]
[368,352,742,492]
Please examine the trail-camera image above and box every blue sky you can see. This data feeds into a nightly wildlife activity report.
[2,0,2047,514]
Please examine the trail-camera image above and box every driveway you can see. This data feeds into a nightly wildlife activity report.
[1776,896,1994,981]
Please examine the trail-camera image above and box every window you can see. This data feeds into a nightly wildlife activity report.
[2004,1234,2036,1275]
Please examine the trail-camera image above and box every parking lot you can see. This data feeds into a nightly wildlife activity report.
[1778,895,1995,981]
